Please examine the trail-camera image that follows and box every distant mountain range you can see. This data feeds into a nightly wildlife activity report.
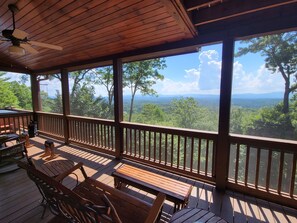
[123,92,285,109]
[124,92,284,100]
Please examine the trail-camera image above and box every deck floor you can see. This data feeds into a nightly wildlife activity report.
[1,136,297,223]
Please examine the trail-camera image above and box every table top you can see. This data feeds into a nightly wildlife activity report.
[37,159,75,178]
[169,208,227,223]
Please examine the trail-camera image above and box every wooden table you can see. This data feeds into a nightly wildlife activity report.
[37,159,75,178]
[169,208,228,223]
[112,164,193,212]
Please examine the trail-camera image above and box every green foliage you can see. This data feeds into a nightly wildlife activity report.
[124,58,166,121]
[9,81,32,110]
[243,103,295,139]
[50,90,63,113]
[0,81,18,108]
[71,83,110,118]
[135,104,165,124]
[0,72,32,109]
[170,97,217,131]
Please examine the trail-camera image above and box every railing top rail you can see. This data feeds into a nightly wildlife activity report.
[67,115,115,125]
[230,133,297,152]
[36,111,63,117]
[121,121,218,140]
[0,110,33,118]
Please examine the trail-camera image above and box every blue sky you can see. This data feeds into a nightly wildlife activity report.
[150,42,285,96]
[5,41,287,98]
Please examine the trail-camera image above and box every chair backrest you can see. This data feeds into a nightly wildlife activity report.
[18,161,118,223]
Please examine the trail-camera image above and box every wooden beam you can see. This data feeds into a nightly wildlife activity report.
[184,0,223,11]
[113,58,123,159]
[193,0,297,26]
[160,0,198,37]
[197,3,297,39]
[216,37,234,191]
[30,74,40,112]
[61,68,70,145]
[0,64,32,74]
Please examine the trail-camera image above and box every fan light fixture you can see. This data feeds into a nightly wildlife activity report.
[9,45,25,56]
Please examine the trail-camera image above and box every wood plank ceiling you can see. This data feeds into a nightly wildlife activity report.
[0,0,296,73]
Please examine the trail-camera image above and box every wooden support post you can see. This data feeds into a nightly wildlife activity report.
[30,74,40,124]
[61,68,70,145]
[113,58,124,159]
[216,38,234,191]
[30,74,40,112]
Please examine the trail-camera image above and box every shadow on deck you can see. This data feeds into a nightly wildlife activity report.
[0,136,296,223]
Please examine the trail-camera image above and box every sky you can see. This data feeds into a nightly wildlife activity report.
[4,41,288,98]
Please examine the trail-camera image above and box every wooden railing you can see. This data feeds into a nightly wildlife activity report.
[228,134,297,207]
[68,115,115,155]
[36,112,64,139]
[122,122,217,183]
[34,112,297,208]
[0,110,33,134]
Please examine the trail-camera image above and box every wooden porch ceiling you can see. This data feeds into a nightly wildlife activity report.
[0,0,296,73]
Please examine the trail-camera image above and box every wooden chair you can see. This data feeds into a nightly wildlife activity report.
[18,161,166,223]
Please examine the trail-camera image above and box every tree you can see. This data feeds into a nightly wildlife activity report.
[123,58,166,122]
[92,66,114,119]
[170,97,216,131]
[0,72,19,108]
[136,104,165,124]
[236,32,297,114]
[245,104,296,140]
[0,81,18,108]
[10,81,32,110]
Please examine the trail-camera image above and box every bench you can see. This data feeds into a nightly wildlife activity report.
[112,164,193,212]
[18,161,166,223]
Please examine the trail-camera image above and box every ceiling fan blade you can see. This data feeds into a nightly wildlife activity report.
[29,40,63,51]
[20,43,38,54]
[12,29,29,39]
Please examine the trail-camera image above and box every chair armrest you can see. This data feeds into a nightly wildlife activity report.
[54,162,88,182]
[144,193,166,223]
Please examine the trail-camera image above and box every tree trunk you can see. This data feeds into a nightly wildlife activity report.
[128,94,135,122]
[283,81,290,114]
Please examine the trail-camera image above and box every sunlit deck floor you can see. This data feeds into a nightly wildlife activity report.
[1,136,297,223]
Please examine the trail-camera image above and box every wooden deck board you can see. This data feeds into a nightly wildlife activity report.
[0,136,296,223]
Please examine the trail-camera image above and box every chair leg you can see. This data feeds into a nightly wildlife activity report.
[40,200,48,218]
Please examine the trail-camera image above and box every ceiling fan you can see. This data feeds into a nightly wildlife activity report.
[0,4,63,56]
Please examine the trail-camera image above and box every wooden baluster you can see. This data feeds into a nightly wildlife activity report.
[235,143,240,184]
[289,152,296,197]
[198,138,201,174]
[190,137,194,173]
[177,135,180,169]
[143,130,146,159]
[183,136,187,170]
[278,151,284,194]
[148,131,151,160]
[170,134,174,167]
[165,133,168,166]
[245,145,250,186]
[159,132,162,163]
[205,139,209,176]
[153,132,157,162]
[266,149,272,191]
[255,148,261,189]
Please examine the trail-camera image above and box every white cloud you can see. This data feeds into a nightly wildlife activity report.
[154,50,222,95]
[232,62,284,94]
